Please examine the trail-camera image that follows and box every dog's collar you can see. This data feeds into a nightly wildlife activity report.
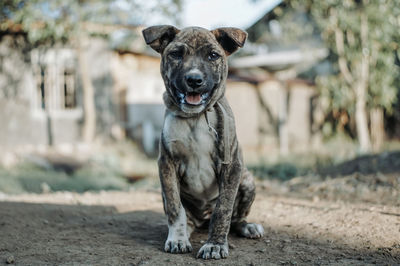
[205,102,231,165]
[204,110,218,139]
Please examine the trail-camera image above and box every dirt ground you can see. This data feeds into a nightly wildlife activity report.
[0,183,399,266]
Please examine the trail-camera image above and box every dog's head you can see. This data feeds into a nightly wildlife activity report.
[142,25,247,115]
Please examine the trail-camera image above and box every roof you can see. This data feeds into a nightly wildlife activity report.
[230,48,328,70]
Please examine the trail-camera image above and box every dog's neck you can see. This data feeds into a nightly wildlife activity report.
[163,92,232,165]
[162,91,220,119]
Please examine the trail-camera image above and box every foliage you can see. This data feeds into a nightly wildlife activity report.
[288,0,400,136]
[310,1,399,109]
[0,162,128,194]
[0,0,183,45]
[249,162,301,181]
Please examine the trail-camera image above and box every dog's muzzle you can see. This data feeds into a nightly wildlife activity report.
[174,69,214,107]
[183,72,205,105]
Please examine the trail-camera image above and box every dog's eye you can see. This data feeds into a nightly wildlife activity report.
[169,50,183,60]
[208,52,221,61]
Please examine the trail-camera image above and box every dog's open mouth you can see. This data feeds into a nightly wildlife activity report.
[177,91,210,106]
[185,93,204,105]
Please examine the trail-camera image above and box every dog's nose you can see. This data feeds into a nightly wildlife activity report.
[185,72,204,89]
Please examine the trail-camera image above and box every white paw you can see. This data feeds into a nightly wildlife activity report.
[197,242,229,260]
[164,206,192,253]
[240,223,264,239]
[164,237,192,253]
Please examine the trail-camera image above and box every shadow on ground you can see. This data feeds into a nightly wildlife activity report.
[0,200,398,265]
[320,151,400,177]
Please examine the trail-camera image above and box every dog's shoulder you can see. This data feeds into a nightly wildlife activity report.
[162,112,189,141]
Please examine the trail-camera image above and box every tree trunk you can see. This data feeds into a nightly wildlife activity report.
[77,37,96,143]
[355,12,371,153]
[278,83,289,155]
[333,11,371,153]
[355,85,371,153]
[370,107,385,152]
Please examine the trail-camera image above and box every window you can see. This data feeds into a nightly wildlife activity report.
[31,49,80,113]
[63,69,77,109]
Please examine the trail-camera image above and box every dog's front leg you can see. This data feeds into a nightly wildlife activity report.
[158,154,192,254]
[197,158,242,259]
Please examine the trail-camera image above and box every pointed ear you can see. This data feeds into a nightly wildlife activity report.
[211,27,247,55]
[142,25,180,54]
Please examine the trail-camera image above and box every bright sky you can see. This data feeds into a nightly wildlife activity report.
[181,0,281,29]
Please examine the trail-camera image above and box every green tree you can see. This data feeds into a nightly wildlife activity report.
[0,0,182,142]
[288,0,400,152]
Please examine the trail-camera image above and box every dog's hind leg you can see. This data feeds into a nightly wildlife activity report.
[231,168,264,238]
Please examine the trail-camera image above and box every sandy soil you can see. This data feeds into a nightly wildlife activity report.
[0,187,399,266]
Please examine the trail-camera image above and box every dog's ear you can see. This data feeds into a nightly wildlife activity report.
[211,27,247,55]
[142,25,180,54]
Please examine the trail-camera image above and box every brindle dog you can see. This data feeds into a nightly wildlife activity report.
[142,25,264,260]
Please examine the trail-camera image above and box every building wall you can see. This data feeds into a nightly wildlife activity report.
[84,37,115,135]
[226,81,259,150]
[257,80,316,153]
[0,35,82,151]
[111,52,164,105]
[287,84,315,151]
[0,35,45,149]
[110,52,165,154]
[258,80,282,151]
[0,35,34,102]
[0,99,48,148]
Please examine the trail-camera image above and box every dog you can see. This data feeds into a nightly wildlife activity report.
[142,25,264,260]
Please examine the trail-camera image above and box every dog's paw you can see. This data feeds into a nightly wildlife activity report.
[239,223,264,239]
[164,238,193,253]
[196,242,229,260]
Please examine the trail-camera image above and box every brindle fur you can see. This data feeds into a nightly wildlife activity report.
[142,25,264,260]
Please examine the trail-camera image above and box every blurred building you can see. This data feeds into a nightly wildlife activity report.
[110,45,165,156]
[0,3,329,156]
[227,2,328,155]
[0,32,81,150]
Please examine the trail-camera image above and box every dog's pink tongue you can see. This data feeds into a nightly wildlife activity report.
[185,94,202,105]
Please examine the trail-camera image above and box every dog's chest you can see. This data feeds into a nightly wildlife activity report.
[163,112,219,200]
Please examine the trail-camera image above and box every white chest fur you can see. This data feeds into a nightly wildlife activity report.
[162,111,219,201]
